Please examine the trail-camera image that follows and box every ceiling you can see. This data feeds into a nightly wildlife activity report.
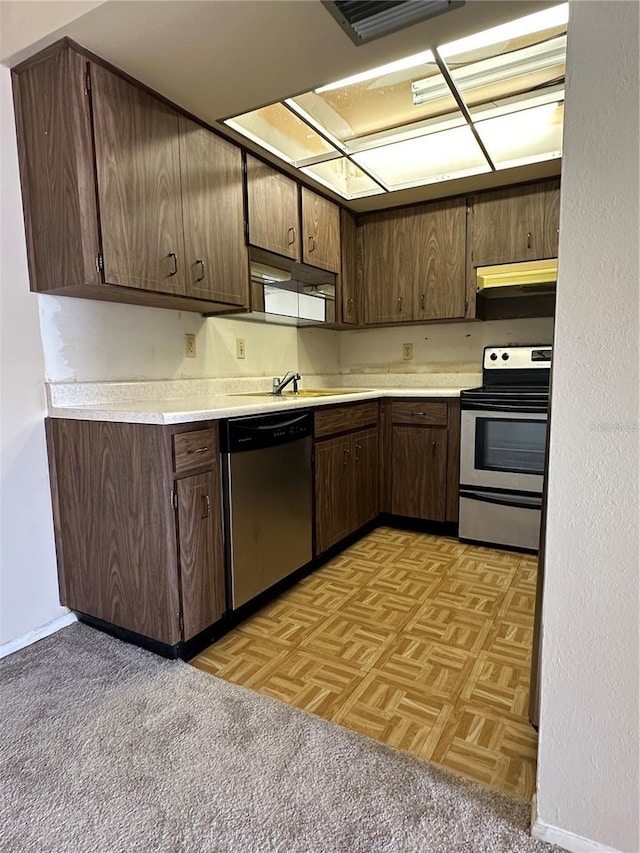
[0,0,563,212]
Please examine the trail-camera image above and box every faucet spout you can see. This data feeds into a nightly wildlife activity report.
[272,372,301,395]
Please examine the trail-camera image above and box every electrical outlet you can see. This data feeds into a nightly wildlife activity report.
[403,343,413,361]
[236,338,246,359]
[184,333,196,358]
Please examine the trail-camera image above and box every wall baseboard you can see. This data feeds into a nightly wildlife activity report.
[0,612,77,659]
[531,794,622,853]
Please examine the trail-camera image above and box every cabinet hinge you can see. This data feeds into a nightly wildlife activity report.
[84,70,91,96]
[95,254,104,274]
[171,490,178,510]
[178,611,184,634]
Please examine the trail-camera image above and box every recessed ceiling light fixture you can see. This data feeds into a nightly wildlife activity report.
[439,2,569,59]
[315,48,435,93]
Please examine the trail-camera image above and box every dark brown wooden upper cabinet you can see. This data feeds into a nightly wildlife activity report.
[471,179,561,267]
[301,187,340,273]
[90,63,187,296]
[411,199,466,322]
[178,117,248,306]
[360,209,414,324]
[359,200,466,325]
[12,42,249,314]
[339,209,359,325]
[246,155,300,261]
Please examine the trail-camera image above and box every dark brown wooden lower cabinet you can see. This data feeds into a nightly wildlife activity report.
[315,435,352,554]
[315,426,380,554]
[45,418,225,649]
[391,425,448,521]
[176,470,225,640]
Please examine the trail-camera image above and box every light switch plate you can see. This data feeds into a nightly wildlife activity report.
[403,343,413,361]
[236,338,246,359]
[184,333,196,358]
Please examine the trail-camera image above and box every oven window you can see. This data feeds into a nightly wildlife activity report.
[475,418,546,475]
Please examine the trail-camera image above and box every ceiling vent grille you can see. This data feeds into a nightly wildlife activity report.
[322,0,465,45]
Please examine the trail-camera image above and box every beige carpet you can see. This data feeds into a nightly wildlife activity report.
[0,624,554,852]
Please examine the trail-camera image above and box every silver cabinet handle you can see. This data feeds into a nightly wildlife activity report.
[412,412,427,416]
[343,447,350,466]
[355,443,362,462]
[347,297,353,313]
[308,235,316,252]
[188,446,209,455]
[397,296,403,312]
[201,494,210,519]
[167,252,178,276]
[288,227,296,246]
[195,259,205,282]
[527,231,532,249]
[432,440,437,456]
[421,294,426,310]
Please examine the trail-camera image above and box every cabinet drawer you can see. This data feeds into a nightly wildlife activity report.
[391,400,448,426]
[315,402,379,438]
[173,428,217,474]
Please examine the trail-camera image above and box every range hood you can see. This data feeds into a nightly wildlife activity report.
[477,259,558,298]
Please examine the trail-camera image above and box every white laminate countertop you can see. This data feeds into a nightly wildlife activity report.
[47,386,471,425]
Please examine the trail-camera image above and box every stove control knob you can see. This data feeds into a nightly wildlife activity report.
[490,353,498,361]
[502,352,510,361]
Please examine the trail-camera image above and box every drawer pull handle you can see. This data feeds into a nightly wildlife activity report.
[412,411,427,416]
[201,494,210,519]
[188,446,210,455]
[288,227,296,245]
[167,252,178,277]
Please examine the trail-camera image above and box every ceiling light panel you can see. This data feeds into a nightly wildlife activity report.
[225,103,339,165]
[300,158,385,199]
[474,102,564,170]
[352,124,490,190]
[289,53,460,147]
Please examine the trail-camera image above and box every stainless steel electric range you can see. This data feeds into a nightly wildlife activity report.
[458,345,552,552]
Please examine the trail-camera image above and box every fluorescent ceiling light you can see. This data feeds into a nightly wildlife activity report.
[439,3,569,60]
[315,49,435,93]
[414,36,566,105]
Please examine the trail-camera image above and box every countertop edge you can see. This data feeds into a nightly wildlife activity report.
[46,387,469,425]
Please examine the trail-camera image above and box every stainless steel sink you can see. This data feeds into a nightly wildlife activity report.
[229,389,369,398]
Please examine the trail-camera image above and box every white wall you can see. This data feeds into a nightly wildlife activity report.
[339,317,554,374]
[39,295,340,383]
[536,2,639,851]
[0,68,67,645]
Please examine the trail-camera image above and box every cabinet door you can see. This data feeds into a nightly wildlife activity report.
[360,209,413,324]
[339,209,359,325]
[315,436,351,554]
[90,63,186,294]
[412,199,466,320]
[179,117,249,306]
[391,426,448,521]
[472,181,560,266]
[246,155,300,260]
[352,428,379,530]
[540,179,561,259]
[301,187,340,272]
[176,470,225,641]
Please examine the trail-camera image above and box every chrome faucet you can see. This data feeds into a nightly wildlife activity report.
[272,372,301,395]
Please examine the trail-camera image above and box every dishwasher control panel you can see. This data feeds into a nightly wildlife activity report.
[221,411,313,453]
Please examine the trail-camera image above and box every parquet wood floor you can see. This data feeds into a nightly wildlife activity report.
[192,528,538,800]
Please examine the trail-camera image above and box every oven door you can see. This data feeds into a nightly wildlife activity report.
[460,406,547,493]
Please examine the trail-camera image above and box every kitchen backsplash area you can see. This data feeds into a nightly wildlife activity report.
[38,292,553,389]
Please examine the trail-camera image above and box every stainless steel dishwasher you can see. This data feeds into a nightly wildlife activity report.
[221,410,313,610]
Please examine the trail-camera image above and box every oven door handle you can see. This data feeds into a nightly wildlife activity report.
[461,401,548,413]
[460,489,543,510]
